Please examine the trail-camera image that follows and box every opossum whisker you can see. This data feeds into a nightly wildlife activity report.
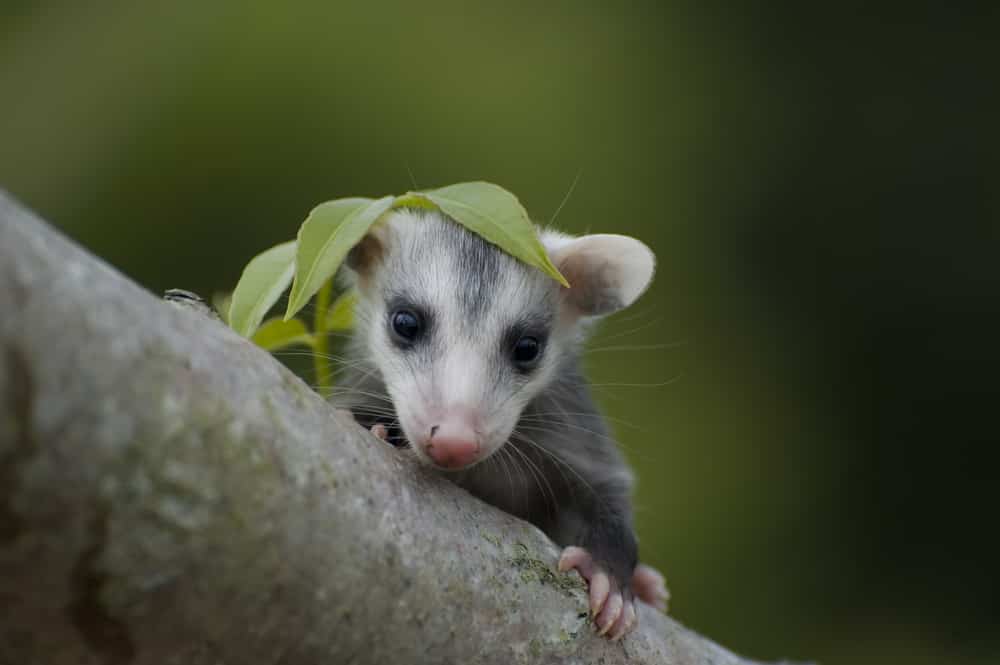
[510,429,597,499]
[506,439,559,520]
[588,378,681,388]
[515,420,651,461]
[515,420,623,449]
[323,388,396,406]
[272,350,368,366]
[336,361,387,397]
[509,431,576,505]
[520,411,643,431]
[494,446,518,509]
[328,365,378,382]
[583,341,686,355]
[516,420,626,447]
[588,318,663,345]
[599,304,658,327]
[344,405,398,418]
[338,396,394,409]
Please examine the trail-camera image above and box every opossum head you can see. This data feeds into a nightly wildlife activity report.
[346,209,654,471]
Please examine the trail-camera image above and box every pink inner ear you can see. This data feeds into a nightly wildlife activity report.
[557,251,623,317]
[346,222,395,286]
[346,235,379,273]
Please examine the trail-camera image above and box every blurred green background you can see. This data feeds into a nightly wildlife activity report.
[2,2,997,663]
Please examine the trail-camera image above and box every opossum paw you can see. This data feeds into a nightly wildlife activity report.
[632,563,669,612]
[558,546,638,640]
[370,423,389,441]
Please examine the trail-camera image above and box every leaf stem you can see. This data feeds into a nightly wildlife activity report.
[313,278,333,394]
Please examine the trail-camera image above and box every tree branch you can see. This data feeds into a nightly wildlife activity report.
[0,191,768,664]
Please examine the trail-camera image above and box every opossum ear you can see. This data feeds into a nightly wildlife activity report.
[543,232,655,317]
[346,223,391,278]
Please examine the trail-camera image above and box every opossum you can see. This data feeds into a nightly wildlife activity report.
[334,208,668,640]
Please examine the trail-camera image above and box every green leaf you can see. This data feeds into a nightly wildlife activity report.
[325,289,358,330]
[212,291,232,326]
[285,195,395,320]
[252,317,316,351]
[417,181,569,287]
[228,241,297,337]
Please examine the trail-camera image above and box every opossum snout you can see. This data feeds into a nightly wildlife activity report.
[420,413,481,470]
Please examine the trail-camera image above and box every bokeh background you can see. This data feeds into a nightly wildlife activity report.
[2,2,997,663]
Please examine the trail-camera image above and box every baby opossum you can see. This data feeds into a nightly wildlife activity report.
[334,209,668,640]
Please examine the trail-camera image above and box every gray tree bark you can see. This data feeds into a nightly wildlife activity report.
[0,191,772,664]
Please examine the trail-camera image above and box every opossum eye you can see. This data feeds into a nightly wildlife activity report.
[512,336,541,367]
[390,309,421,344]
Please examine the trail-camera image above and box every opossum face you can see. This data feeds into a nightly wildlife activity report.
[347,210,654,471]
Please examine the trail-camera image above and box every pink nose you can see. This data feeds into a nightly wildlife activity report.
[424,421,479,469]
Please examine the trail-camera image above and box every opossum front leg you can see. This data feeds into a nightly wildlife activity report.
[556,556,668,639]
[558,545,668,640]
[559,545,637,639]
[551,501,646,640]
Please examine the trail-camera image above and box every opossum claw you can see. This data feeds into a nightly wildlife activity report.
[610,600,637,641]
[559,546,639,640]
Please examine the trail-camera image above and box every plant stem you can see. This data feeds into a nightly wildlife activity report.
[313,279,332,394]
